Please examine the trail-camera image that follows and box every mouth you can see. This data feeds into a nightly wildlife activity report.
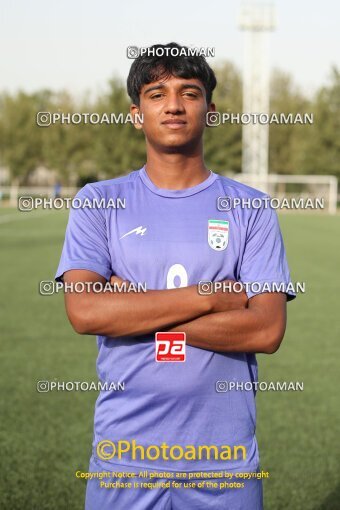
[161,119,187,129]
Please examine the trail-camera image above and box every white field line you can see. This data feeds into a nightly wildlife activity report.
[0,210,59,224]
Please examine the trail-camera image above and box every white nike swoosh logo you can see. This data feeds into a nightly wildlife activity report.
[120,226,147,239]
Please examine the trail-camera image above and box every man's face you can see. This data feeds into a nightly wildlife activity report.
[131,75,215,152]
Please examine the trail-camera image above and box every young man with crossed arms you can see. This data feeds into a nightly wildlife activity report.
[56,42,295,509]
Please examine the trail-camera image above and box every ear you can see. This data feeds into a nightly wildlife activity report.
[130,104,143,130]
[206,103,218,127]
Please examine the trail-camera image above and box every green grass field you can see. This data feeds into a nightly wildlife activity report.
[0,209,339,510]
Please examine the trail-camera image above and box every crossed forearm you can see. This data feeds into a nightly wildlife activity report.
[63,270,246,338]
[64,271,286,354]
[163,292,287,354]
[164,307,278,353]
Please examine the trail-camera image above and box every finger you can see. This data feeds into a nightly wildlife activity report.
[110,275,125,285]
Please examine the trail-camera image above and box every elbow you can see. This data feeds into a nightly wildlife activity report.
[71,318,90,335]
[67,306,96,335]
[262,338,282,354]
[66,303,120,337]
[260,324,286,354]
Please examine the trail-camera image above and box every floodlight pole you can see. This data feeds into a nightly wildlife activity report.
[239,3,276,182]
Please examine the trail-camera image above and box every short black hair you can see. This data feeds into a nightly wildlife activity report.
[127,42,217,105]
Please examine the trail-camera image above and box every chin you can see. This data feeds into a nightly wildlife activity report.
[148,132,201,153]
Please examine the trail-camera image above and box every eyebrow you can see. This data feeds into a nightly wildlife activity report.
[143,83,204,95]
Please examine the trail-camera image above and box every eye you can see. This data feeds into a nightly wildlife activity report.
[183,91,199,98]
[150,93,164,99]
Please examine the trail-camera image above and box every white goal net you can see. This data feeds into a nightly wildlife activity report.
[232,174,338,214]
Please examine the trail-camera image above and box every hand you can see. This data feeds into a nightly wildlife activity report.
[109,274,131,289]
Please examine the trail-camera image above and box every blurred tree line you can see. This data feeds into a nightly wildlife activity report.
[0,62,339,185]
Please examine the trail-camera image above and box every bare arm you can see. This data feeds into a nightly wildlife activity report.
[62,270,247,337]
[164,293,287,354]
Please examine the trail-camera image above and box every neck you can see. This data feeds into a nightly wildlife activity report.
[144,142,210,190]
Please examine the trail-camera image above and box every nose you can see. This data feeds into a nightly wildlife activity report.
[164,92,185,115]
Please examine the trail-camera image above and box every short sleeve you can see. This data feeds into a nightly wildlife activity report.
[239,204,296,301]
[55,184,112,282]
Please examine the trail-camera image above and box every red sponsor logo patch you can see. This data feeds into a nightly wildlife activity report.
[155,332,186,362]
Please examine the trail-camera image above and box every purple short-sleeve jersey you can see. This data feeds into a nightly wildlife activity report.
[56,167,295,472]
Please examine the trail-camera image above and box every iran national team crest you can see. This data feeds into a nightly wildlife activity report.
[208,219,229,251]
